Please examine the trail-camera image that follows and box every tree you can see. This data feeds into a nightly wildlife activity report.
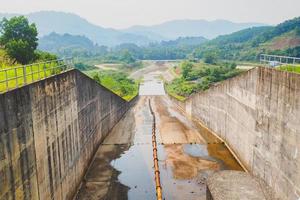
[204,52,218,64]
[120,50,136,64]
[181,61,193,80]
[0,16,38,64]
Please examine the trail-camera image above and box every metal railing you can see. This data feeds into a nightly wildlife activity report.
[259,54,300,73]
[260,54,300,66]
[0,58,74,93]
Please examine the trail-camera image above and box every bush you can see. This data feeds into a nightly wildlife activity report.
[35,51,57,61]
[203,52,218,64]
[166,61,243,98]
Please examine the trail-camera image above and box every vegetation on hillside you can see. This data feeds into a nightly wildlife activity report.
[166,60,243,100]
[91,71,139,101]
[38,32,108,58]
[38,35,207,62]
[192,17,300,61]
[37,17,300,65]
[277,64,300,74]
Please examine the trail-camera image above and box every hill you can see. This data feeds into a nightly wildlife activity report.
[193,17,300,61]
[0,11,152,46]
[123,19,267,40]
[0,11,266,46]
[38,32,108,57]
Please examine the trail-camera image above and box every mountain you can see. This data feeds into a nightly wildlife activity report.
[0,11,267,46]
[38,32,108,57]
[123,19,267,40]
[0,11,152,46]
[193,17,300,61]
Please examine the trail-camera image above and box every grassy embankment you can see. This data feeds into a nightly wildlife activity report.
[277,64,300,73]
[0,50,63,92]
[76,62,140,101]
[165,61,244,101]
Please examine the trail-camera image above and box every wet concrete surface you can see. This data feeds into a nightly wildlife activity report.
[139,73,165,96]
[76,69,242,200]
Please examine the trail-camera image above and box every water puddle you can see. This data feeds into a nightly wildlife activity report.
[112,144,157,199]
[112,138,242,200]
[77,95,243,199]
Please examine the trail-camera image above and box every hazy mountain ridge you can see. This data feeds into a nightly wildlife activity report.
[0,11,267,46]
[124,19,267,39]
[0,11,152,46]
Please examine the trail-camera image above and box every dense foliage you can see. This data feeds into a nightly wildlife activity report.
[92,71,138,101]
[38,35,207,62]
[166,61,243,100]
[0,16,38,64]
[38,32,108,57]
[193,17,300,61]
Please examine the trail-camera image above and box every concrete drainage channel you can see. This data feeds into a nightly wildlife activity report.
[75,96,245,200]
[149,99,163,200]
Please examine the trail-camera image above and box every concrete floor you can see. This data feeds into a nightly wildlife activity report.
[75,68,243,200]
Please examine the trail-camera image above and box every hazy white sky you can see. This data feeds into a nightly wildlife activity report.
[0,0,299,29]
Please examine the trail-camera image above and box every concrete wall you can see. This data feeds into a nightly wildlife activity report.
[175,67,300,200]
[0,69,135,200]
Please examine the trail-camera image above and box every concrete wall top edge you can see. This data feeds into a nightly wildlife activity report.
[182,66,300,103]
[0,69,137,104]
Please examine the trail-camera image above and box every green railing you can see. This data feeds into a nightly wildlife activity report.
[0,58,74,93]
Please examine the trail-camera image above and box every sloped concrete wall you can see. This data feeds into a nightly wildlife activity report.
[177,67,300,200]
[0,69,135,200]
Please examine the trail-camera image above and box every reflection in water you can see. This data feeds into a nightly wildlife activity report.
[107,75,242,199]
[113,145,156,200]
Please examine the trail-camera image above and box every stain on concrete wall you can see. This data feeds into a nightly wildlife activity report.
[175,67,300,200]
[0,70,135,200]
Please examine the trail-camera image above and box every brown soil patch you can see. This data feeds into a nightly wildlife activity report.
[269,37,300,50]
[153,97,205,144]
[164,144,219,179]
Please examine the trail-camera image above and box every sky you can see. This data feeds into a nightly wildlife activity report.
[0,0,299,29]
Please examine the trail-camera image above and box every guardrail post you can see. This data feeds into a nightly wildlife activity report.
[30,65,33,82]
[5,70,8,91]
[23,65,27,85]
[15,68,18,88]
[38,64,40,80]
[43,63,46,78]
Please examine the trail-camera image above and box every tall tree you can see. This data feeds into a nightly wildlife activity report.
[0,16,38,64]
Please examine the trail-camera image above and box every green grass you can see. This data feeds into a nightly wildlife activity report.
[0,61,65,93]
[165,85,186,101]
[277,65,300,73]
[91,71,139,101]
[165,61,244,99]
